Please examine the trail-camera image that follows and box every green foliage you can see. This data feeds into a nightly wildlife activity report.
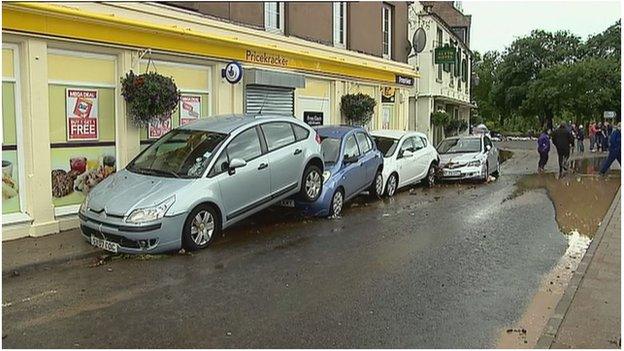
[340,93,376,126]
[473,21,621,133]
[444,119,468,136]
[121,70,181,127]
[430,110,450,126]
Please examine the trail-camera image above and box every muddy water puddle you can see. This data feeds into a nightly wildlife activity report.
[509,172,620,238]
[499,157,620,348]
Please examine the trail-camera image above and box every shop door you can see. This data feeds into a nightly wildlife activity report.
[245,85,294,116]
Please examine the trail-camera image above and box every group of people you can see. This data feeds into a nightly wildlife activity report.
[537,120,621,177]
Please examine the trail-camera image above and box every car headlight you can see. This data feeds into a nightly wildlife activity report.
[126,196,175,224]
[322,171,331,182]
[79,193,91,214]
[466,160,482,167]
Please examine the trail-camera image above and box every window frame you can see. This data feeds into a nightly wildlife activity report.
[259,121,298,152]
[436,28,443,81]
[382,4,392,59]
[333,2,347,48]
[264,2,284,34]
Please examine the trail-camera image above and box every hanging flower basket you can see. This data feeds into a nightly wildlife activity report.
[121,70,181,127]
[341,93,377,126]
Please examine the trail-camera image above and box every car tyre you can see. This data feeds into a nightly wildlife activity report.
[182,204,221,251]
[422,163,436,188]
[299,164,323,202]
[370,169,384,198]
[385,173,398,197]
[328,188,344,218]
[482,163,490,183]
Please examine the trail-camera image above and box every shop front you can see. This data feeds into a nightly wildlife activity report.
[1,2,417,239]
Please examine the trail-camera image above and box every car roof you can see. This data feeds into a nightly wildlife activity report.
[442,135,483,141]
[370,129,427,140]
[178,114,299,134]
[315,125,363,138]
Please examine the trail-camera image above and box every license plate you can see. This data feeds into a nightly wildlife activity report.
[280,199,295,208]
[90,236,119,253]
[444,169,461,176]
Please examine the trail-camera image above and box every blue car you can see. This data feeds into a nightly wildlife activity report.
[288,126,384,217]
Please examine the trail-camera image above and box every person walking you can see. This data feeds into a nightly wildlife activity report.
[576,124,585,153]
[596,122,604,152]
[604,121,612,151]
[589,122,597,152]
[537,128,551,173]
[599,123,621,176]
[551,122,575,177]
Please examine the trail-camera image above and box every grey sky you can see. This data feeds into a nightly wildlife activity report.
[462,1,621,53]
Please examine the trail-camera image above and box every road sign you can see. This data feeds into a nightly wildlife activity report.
[604,111,616,119]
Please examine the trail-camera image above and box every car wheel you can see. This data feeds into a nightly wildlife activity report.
[299,164,323,202]
[482,163,489,183]
[329,189,344,218]
[182,205,221,251]
[422,163,436,188]
[492,162,500,177]
[369,170,384,198]
[385,173,398,197]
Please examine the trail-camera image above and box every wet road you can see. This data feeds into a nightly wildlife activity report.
[3,144,571,348]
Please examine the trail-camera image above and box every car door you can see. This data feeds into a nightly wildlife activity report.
[212,127,271,221]
[341,133,366,197]
[395,137,417,186]
[483,136,498,171]
[259,122,302,197]
[355,131,378,184]
[411,136,429,180]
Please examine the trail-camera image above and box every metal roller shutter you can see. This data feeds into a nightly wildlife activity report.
[245,85,294,116]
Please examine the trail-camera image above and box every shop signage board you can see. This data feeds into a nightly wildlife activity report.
[304,111,323,126]
[434,46,456,65]
[180,95,202,125]
[222,61,243,84]
[395,75,414,86]
[66,88,98,141]
[381,87,396,103]
[604,111,616,119]
[148,117,172,139]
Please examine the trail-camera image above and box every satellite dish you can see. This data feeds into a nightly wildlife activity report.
[412,28,427,54]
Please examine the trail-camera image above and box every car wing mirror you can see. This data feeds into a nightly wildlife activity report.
[485,145,492,152]
[228,158,247,175]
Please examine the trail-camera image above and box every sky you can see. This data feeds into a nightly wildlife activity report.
[462,1,622,53]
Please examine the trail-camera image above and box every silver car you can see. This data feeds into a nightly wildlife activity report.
[436,134,500,182]
[79,114,324,253]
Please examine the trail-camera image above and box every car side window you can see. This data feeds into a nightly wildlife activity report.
[292,124,310,141]
[344,134,360,160]
[261,122,296,151]
[355,132,372,154]
[413,136,425,150]
[400,137,415,153]
[420,136,428,147]
[227,128,262,162]
[484,137,493,149]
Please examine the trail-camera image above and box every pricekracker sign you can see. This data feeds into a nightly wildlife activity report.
[245,50,289,67]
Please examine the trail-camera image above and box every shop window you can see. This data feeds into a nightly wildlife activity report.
[382,4,392,59]
[47,49,117,213]
[2,45,25,220]
[333,2,347,48]
[436,28,443,81]
[265,2,284,33]
[139,60,211,150]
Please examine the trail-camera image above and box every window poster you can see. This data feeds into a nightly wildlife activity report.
[148,117,172,139]
[3,80,20,214]
[180,95,201,126]
[66,88,99,141]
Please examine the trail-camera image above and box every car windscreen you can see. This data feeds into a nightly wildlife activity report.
[437,138,482,154]
[127,129,227,178]
[372,136,398,157]
[320,137,341,165]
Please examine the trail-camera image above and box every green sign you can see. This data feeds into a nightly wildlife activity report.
[435,46,456,65]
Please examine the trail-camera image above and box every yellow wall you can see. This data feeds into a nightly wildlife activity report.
[299,78,330,98]
[3,48,14,78]
[48,53,116,84]
[138,62,210,92]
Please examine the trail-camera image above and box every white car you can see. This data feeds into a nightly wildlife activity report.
[436,135,500,182]
[370,130,440,197]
